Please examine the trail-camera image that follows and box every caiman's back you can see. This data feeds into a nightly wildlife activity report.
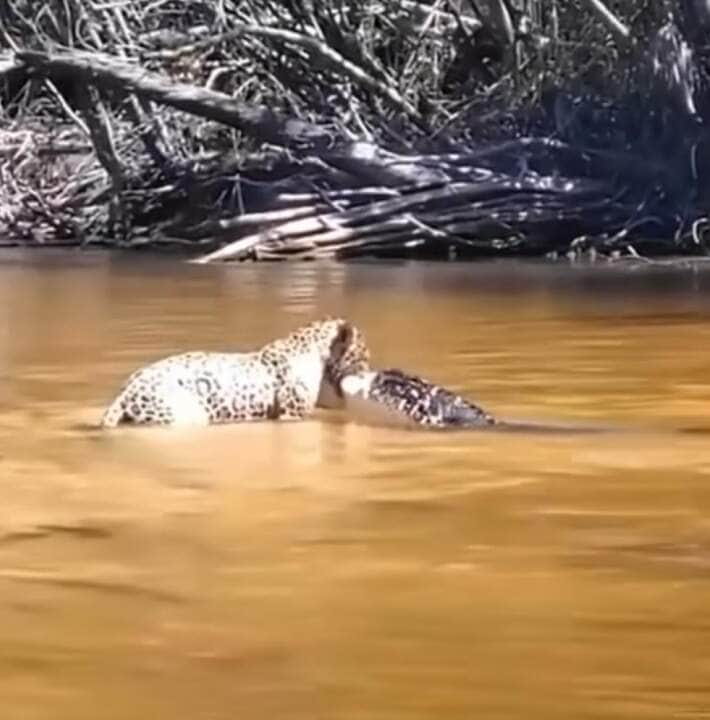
[339,368,496,429]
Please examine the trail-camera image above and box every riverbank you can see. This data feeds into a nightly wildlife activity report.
[2,1,710,262]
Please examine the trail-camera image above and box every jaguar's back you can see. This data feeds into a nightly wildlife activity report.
[99,317,371,428]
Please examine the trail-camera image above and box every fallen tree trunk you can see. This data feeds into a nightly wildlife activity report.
[16,49,332,151]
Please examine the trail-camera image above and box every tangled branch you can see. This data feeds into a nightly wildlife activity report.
[1,0,710,260]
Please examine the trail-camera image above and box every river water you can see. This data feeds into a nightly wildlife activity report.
[1,250,710,719]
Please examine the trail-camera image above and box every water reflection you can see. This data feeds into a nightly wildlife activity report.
[1,250,710,719]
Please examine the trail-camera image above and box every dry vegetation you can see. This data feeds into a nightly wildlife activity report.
[1,0,710,261]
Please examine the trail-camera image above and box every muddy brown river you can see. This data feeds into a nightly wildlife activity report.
[1,250,710,719]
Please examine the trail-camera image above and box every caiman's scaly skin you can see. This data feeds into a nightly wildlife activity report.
[338,368,629,434]
[100,317,371,428]
[339,368,496,429]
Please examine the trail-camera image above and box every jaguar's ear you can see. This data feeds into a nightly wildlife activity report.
[335,321,354,347]
[328,321,354,361]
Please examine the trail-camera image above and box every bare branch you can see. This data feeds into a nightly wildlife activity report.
[582,0,631,44]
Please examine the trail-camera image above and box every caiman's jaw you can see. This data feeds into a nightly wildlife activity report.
[317,367,371,409]
[339,372,377,398]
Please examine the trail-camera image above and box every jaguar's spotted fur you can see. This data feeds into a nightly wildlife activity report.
[100,317,370,428]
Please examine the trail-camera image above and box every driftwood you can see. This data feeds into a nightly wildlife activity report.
[2,0,710,261]
[191,173,615,263]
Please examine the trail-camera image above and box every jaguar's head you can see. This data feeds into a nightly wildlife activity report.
[286,316,372,408]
